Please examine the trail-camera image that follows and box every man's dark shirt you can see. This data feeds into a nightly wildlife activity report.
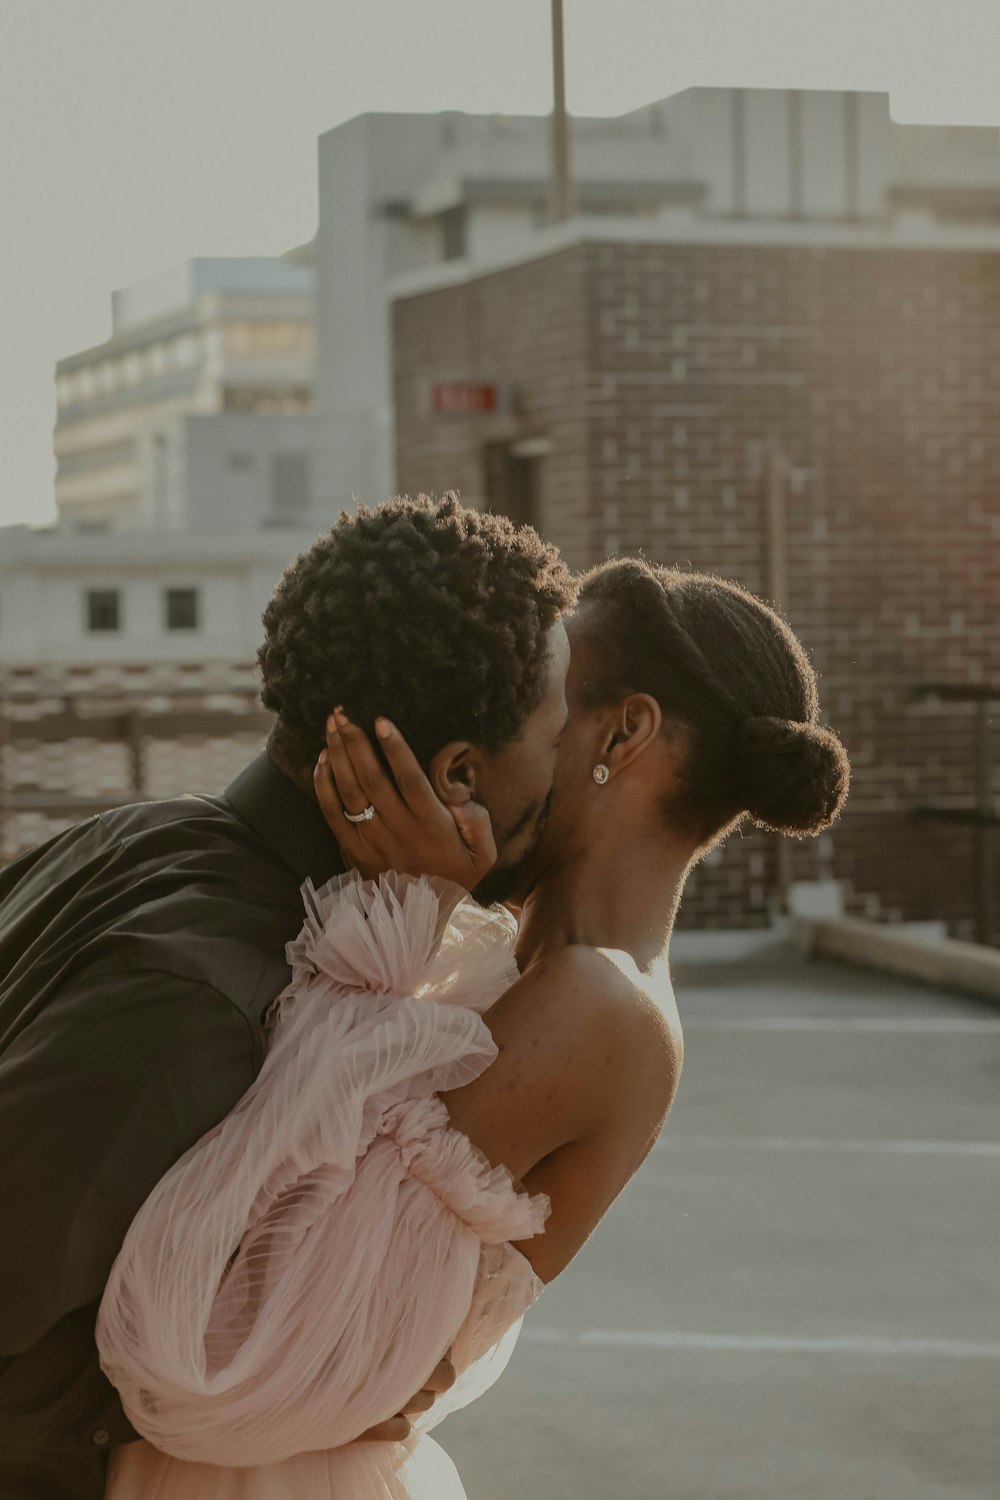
[0,752,344,1498]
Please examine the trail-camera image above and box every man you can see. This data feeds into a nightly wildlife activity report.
[0,493,573,1498]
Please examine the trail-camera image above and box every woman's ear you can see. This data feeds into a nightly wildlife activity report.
[427,741,478,806]
[606,693,663,772]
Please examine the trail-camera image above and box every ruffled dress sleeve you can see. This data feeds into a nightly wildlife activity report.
[95,872,549,1470]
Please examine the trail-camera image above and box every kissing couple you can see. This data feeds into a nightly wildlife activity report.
[0,493,849,1498]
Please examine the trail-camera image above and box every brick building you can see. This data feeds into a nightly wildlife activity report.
[392,222,1000,939]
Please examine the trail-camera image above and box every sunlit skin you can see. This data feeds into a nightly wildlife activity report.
[282,621,570,905]
[296,603,699,1428]
[285,593,834,1426]
[509,606,701,977]
[277,620,570,1437]
[426,620,571,905]
[433,604,697,1285]
[279,554,850,1455]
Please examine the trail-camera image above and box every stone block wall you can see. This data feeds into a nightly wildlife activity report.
[394,239,1000,937]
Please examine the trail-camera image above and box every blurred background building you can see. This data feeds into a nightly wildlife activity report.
[2,85,998,944]
[392,226,1000,939]
[314,86,1000,512]
[1,254,320,856]
[53,252,316,533]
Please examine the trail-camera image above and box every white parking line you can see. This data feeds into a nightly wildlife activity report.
[520,1328,1000,1358]
[681,1016,1000,1033]
[654,1135,1000,1156]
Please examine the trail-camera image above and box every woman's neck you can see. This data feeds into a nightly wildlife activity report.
[514,828,693,976]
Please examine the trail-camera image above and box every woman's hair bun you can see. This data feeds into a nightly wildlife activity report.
[734,716,850,836]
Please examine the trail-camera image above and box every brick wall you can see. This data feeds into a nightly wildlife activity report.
[394,239,1000,938]
[393,248,593,550]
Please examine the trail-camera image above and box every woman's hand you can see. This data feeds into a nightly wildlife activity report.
[353,1353,457,1442]
[314,710,497,890]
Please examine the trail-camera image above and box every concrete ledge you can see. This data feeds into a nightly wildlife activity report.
[669,922,793,964]
[802,916,1000,1004]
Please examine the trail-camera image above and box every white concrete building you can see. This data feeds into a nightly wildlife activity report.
[0,525,320,857]
[4,256,322,855]
[134,410,319,534]
[53,255,316,532]
[314,87,1000,510]
[0,525,317,668]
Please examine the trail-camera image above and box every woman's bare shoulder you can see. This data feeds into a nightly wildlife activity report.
[499,941,682,1077]
[440,942,684,1284]
[439,941,682,1210]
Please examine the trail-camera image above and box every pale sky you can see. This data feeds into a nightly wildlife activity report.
[1,0,998,528]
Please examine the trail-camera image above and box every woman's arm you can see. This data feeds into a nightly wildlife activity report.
[439,945,683,1286]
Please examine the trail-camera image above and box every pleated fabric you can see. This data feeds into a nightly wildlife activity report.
[96,871,550,1498]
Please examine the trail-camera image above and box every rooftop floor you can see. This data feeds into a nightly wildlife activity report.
[442,948,1000,1499]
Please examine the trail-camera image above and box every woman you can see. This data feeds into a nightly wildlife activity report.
[96,558,849,1497]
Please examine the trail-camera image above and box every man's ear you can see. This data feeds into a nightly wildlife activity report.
[428,740,478,806]
[606,693,663,772]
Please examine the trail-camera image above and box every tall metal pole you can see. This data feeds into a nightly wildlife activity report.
[549,0,577,222]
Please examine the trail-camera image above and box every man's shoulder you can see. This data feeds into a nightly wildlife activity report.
[94,788,258,851]
[0,789,305,1042]
[86,794,303,1017]
[2,788,269,885]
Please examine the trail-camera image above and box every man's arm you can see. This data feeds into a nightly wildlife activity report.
[0,965,257,1466]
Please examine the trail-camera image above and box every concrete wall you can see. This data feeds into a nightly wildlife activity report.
[138,411,322,533]
[0,529,323,667]
[56,261,315,531]
[111,257,313,334]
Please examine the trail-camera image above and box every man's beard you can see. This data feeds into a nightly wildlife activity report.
[471,789,553,907]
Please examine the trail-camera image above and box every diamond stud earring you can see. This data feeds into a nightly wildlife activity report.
[592,763,610,785]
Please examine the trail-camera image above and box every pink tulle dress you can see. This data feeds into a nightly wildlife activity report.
[95,872,551,1499]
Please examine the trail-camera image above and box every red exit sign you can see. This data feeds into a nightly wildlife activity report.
[431,382,498,414]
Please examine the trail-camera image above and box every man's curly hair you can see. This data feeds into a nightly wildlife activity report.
[257,493,576,771]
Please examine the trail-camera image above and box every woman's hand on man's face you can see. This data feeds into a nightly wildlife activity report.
[313,710,497,890]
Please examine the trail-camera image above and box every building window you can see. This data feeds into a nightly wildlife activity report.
[267,452,310,524]
[440,206,467,260]
[165,587,199,631]
[86,589,121,632]
[224,385,312,414]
